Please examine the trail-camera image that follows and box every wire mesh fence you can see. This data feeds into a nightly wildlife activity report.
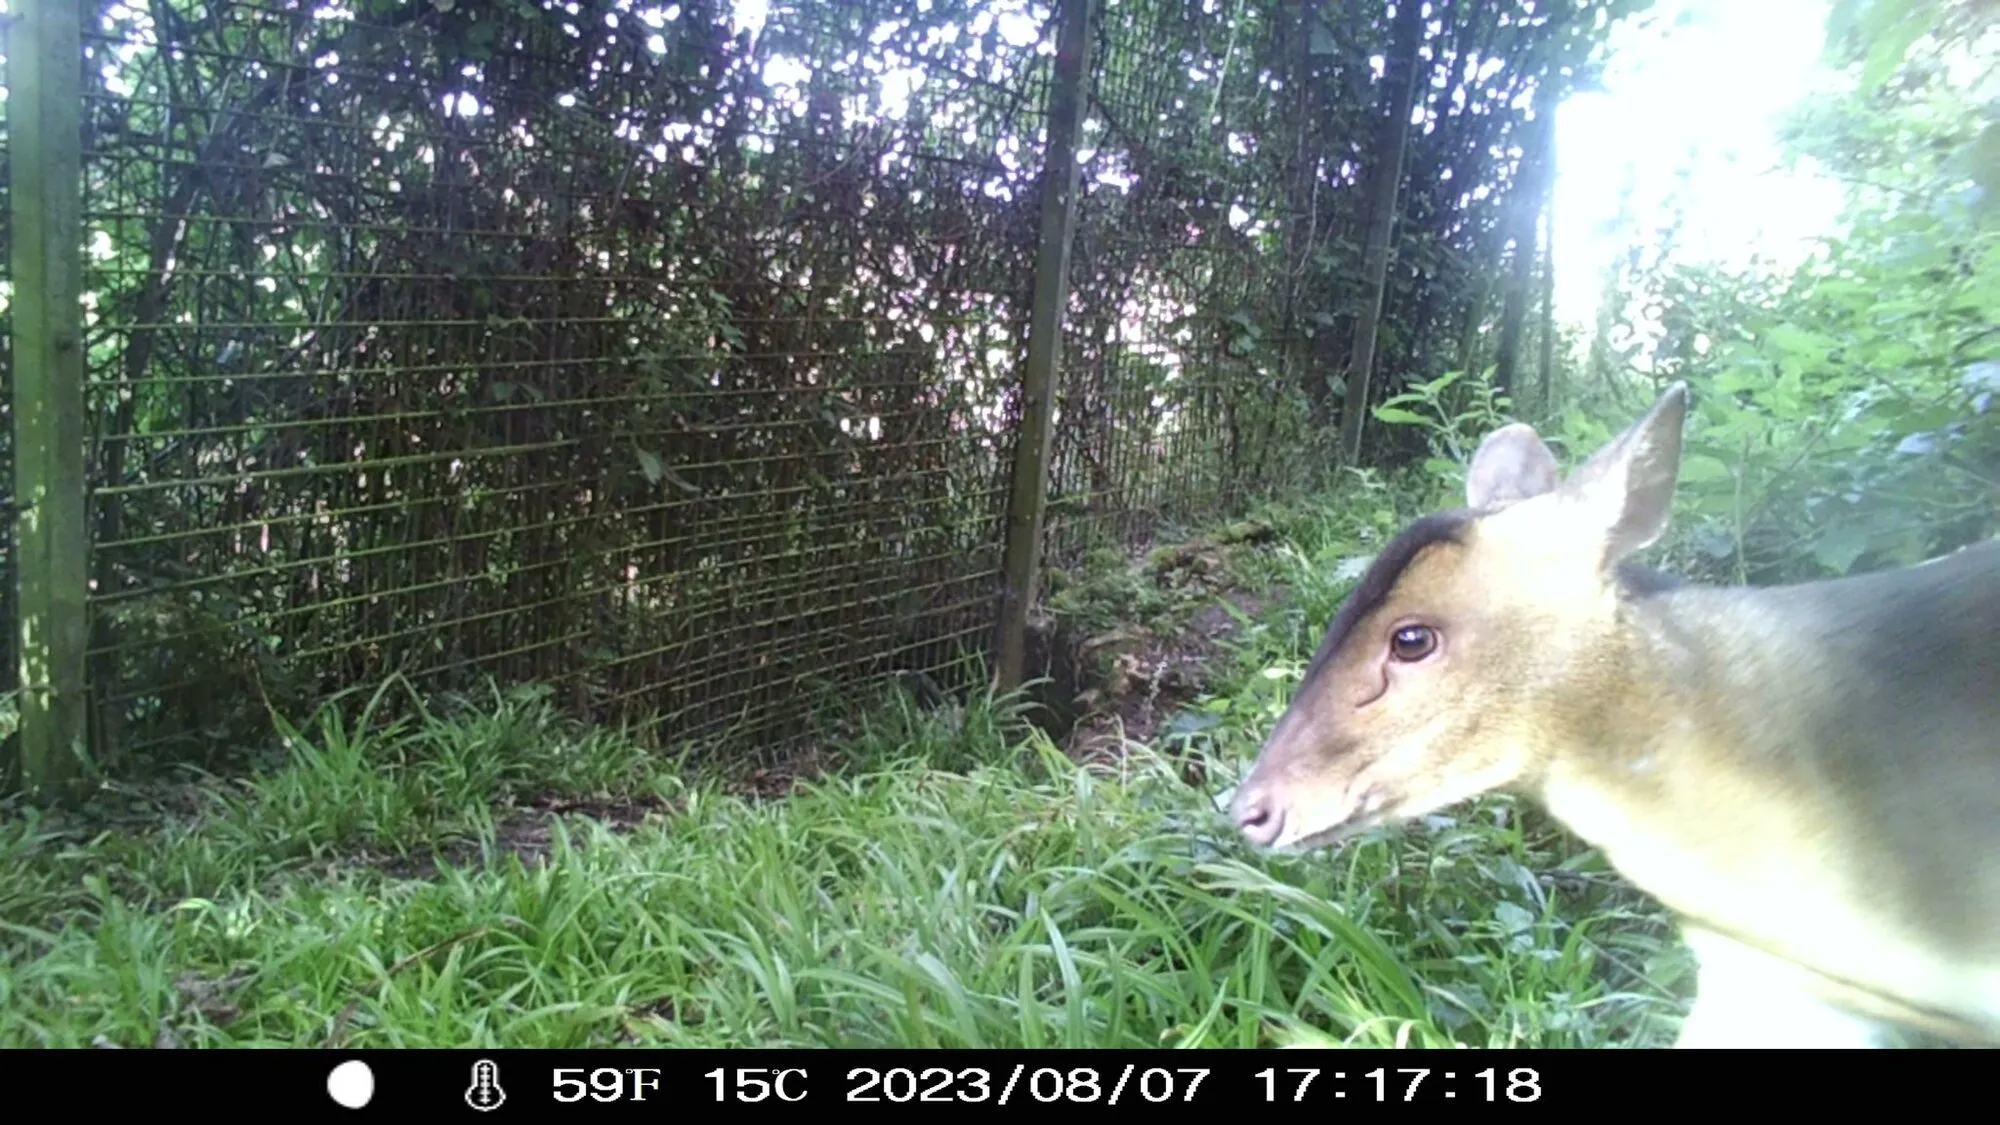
[1044,0,1320,569]
[8,0,1373,773]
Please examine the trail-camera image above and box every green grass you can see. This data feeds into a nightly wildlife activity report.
[0,483,1691,1049]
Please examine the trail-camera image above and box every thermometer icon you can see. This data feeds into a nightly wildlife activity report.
[466,1059,507,1112]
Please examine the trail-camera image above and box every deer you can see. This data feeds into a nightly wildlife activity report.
[1228,382,2000,1048]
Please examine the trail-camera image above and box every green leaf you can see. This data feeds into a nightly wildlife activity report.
[1762,323,1832,359]
[636,449,664,484]
[1372,406,1429,426]
[1810,524,1871,575]
[467,20,499,60]
[1859,7,1927,91]
[1493,900,1535,937]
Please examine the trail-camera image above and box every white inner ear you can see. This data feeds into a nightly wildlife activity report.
[1554,388,1687,563]
[1466,423,1559,511]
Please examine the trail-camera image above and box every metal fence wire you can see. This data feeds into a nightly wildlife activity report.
[12,0,1439,768]
[1047,0,1322,568]
[39,0,1288,763]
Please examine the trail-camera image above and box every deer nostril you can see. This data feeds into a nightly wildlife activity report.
[1233,792,1284,847]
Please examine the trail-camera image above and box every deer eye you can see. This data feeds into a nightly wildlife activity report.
[1389,625,1437,662]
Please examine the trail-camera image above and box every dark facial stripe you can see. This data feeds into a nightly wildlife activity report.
[1293,509,1684,697]
[1299,509,1474,690]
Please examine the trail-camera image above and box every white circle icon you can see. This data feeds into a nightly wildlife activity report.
[328,1060,376,1109]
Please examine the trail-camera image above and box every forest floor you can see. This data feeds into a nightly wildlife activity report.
[0,481,1692,1049]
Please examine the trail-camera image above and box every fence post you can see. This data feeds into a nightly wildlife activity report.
[994,0,1093,695]
[9,0,90,797]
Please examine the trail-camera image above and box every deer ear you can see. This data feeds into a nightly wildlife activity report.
[1558,382,1689,563]
[1467,423,1560,511]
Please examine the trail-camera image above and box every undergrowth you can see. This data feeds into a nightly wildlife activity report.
[0,478,1690,1050]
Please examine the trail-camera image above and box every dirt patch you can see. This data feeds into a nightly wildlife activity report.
[87,967,258,1048]
[617,994,700,1042]
[369,790,683,878]
[377,751,838,879]
[496,792,682,863]
[720,743,833,802]
[1054,522,1290,777]
[1063,588,1270,770]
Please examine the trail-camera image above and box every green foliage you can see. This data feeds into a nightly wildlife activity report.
[0,492,1689,1048]
[1046,548,1175,641]
[1271,0,1645,439]
[814,667,1045,778]
[18,0,1986,1055]
[1370,368,1522,501]
[5,0,1663,786]
[122,432,1995,1046]
[90,591,317,775]
[1563,0,1998,584]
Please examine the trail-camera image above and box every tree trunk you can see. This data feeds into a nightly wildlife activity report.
[1536,122,1558,419]
[1456,267,1492,380]
[1336,0,1426,466]
[1287,0,1330,429]
[1495,83,1555,404]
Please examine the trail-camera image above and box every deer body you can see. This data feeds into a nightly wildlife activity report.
[1542,550,2000,1046]
[1229,384,2000,1047]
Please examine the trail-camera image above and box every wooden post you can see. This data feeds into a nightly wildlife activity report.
[1336,0,1424,467]
[994,0,1092,694]
[9,0,91,797]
